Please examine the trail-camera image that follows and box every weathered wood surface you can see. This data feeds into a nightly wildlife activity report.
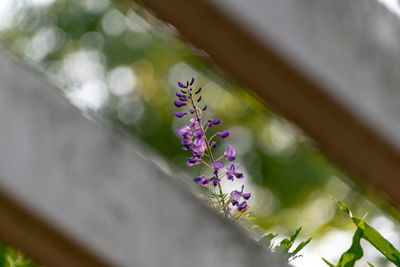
[138,0,400,205]
[0,49,287,266]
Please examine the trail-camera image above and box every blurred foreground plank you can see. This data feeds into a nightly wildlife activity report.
[0,50,286,266]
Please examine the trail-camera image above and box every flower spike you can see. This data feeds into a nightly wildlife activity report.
[173,78,251,218]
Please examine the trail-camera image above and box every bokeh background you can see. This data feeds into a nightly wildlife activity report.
[0,0,400,266]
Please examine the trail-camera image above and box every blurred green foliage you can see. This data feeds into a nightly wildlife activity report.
[260,227,312,262]
[0,242,38,267]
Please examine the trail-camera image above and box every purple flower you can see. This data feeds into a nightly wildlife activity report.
[211,141,216,148]
[216,130,230,138]
[181,89,186,94]
[201,178,212,186]
[176,125,191,137]
[182,144,191,151]
[190,109,194,114]
[211,160,224,174]
[186,156,201,166]
[181,135,193,146]
[207,119,221,128]
[192,137,206,157]
[230,185,251,206]
[231,190,241,206]
[202,105,207,111]
[190,77,194,86]
[224,145,236,161]
[195,87,202,94]
[174,112,187,118]
[243,192,251,200]
[225,164,243,181]
[174,99,187,108]
[201,176,221,187]
[179,96,188,101]
[210,176,221,187]
[178,81,187,88]
[237,201,248,211]
[193,129,204,139]
[197,96,202,102]
[190,118,201,131]
[193,176,205,184]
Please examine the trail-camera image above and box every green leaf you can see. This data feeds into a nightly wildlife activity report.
[352,217,400,266]
[274,227,311,261]
[276,227,302,253]
[335,226,364,267]
[224,194,234,207]
[322,258,336,267]
[334,199,352,218]
[289,238,312,259]
[366,261,375,267]
[289,227,302,243]
[259,233,278,248]
[231,210,247,222]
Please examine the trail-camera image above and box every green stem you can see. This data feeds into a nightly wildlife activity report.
[190,95,228,217]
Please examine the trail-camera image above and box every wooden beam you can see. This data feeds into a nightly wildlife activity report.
[0,190,109,267]
[136,0,400,205]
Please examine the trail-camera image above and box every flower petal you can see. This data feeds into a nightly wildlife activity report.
[193,176,204,184]
[178,81,187,88]
[212,160,224,170]
[201,178,212,186]
[212,160,224,174]
[224,145,236,161]
[186,157,200,166]
[243,193,251,200]
[211,176,221,187]
[230,190,241,206]
[216,130,230,138]
[237,201,248,211]
[174,100,187,107]
[174,112,187,118]
[176,125,191,137]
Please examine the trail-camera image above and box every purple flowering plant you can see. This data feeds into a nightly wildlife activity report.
[173,78,312,262]
[173,77,251,219]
